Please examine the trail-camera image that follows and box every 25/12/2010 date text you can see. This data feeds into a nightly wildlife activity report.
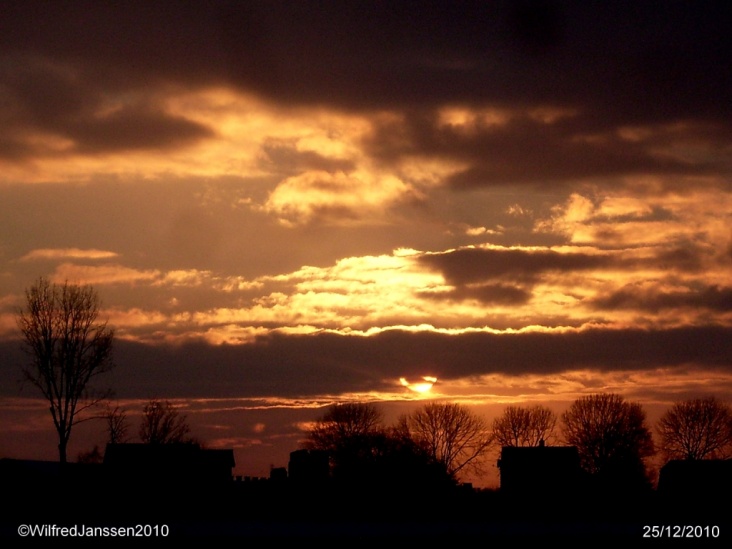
[642,525,720,539]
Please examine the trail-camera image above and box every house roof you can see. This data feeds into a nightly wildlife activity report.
[103,443,235,469]
[498,445,580,468]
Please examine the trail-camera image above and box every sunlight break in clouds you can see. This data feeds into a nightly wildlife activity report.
[400,376,438,394]
[15,215,727,348]
[45,235,732,344]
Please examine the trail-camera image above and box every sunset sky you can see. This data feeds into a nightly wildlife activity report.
[1,1,731,487]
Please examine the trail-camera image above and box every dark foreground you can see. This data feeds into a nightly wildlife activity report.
[3,475,730,543]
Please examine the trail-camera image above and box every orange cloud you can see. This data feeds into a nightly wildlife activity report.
[50,263,160,286]
[263,170,422,226]
[537,188,732,251]
[19,248,119,261]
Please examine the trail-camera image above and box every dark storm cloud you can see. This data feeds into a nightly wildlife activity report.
[70,105,215,153]
[198,1,732,122]
[2,1,730,120]
[4,325,731,400]
[2,0,731,190]
[622,242,724,276]
[419,282,532,306]
[645,245,708,273]
[0,54,213,157]
[365,111,713,188]
[414,246,729,311]
[418,246,609,285]
[593,205,678,225]
[592,284,732,313]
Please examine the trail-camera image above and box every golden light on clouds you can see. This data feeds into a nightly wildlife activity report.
[537,188,732,251]
[19,248,119,261]
[263,170,422,227]
[400,376,438,394]
[34,231,731,343]
[0,81,476,234]
[2,86,375,185]
[437,105,511,129]
[50,263,160,286]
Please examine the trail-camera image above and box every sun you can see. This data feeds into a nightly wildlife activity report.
[400,376,438,394]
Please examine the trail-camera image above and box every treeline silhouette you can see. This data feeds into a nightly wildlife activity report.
[4,393,732,540]
[297,394,732,494]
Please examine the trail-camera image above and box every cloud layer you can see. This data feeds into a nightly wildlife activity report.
[2,1,731,482]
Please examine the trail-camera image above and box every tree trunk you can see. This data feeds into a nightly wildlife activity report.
[59,439,68,464]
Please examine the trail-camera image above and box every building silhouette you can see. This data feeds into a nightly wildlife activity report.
[287,449,329,483]
[497,441,582,495]
[658,458,732,498]
[103,442,235,487]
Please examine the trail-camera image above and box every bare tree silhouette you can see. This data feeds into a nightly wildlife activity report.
[304,402,383,453]
[562,393,655,490]
[16,277,114,464]
[656,396,732,461]
[139,398,192,444]
[492,404,557,447]
[303,402,384,479]
[401,402,493,480]
[105,404,130,444]
[302,402,453,490]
